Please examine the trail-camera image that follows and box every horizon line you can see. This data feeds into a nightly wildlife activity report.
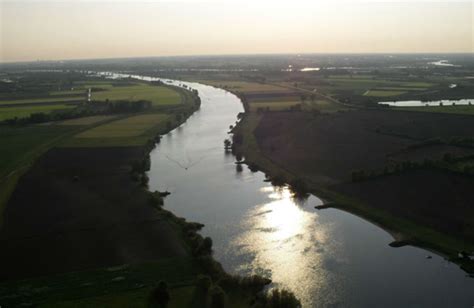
[1,51,473,65]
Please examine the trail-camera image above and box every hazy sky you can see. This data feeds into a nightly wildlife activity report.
[1,0,473,62]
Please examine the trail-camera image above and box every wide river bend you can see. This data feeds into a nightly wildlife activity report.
[102,73,474,307]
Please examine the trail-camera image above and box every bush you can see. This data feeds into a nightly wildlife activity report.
[351,170,367,182]
[233,133,243,145]
[289,178,308,196]
[140,174,149,187]
[196,275,212,293]
[148,281,170,308]
[210,286,226,308]
[255,288,301,308]
[149,191,164,207]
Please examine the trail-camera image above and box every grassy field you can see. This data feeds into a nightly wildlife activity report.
[249,100,301,111]
[0,257,201,307]
[0,104,76,121]
[197,80,288,93]
[327,77,433,88]
[91,83,181,106]
[0,96,82,106]
[0,125,77,222]
[232,109,474,275]
[399,105,474,115]
[45,285,197,308]
[302,76,436,101]
[57,115,117,126]
[63,114,171,147]
[364,90,406,97]
[305,99,349,112]
[76,114,169,138]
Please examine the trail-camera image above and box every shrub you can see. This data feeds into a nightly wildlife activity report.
[210,286,226,308]
[196,275,212,293]
[148,281,170,308]
[255,288,301,308]
[149,191,164,207]
[140,174,149,187]
[289,178,308,196]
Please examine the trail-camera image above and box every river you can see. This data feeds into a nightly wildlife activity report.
[101,73,474,307]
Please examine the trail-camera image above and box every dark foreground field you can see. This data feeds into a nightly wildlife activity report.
[254,110,474,183]
[0,147,188,281]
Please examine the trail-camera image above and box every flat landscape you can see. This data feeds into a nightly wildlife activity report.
[1,54,474,307]
[3,0,474,305]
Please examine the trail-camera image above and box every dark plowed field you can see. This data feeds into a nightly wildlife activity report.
[333,169,474,240]
[0,147,188,282]
[254,110,474,183]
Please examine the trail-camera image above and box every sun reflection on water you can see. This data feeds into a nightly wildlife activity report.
[232,185,333,307]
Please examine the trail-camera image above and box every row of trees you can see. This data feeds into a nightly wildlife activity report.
[2,99,153,125]
[351,154,474,182]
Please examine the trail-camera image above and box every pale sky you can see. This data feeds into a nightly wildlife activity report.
[0,0,473,62]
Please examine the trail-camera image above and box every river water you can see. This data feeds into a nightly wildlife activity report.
[101,73,474,307]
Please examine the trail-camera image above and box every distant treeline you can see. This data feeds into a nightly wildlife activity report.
[352,153,474,183]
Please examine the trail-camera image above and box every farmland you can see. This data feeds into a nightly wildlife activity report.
[63,114,171,147]
[232,108,474,273]
[0,71,201,220]
[1,66,300,307]
[0,125,78,220]
[0,74,183,124]
[399,105,474,115]
[57,115,116,126]
[0,104,75,121]
[2,55,474,306]
[76,114,170,138]
[0,71,273,308]
[363,90,406,97]
[91,83,182,106]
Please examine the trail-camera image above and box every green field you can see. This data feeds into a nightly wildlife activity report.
[0,125,77,220]
[76,114,170,138]
[0,104,76,121]
[376,86,427,91]
[0,96,82,106]
[197,80,287,93]
[364,90,406,97]
[327,77,433,88]
[0,257,201,307]
[57,115,117,126]
[249,100,301,111]
[91,83,181,106]
[46,285,197,308]
[306,99,349,112]
[0,255,255,307]
[399,105,474,115]
[315,77,434,98]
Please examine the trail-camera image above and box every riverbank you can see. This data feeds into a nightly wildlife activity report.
[232,111,474,276]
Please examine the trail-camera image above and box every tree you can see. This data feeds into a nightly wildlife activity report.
[224,139,232,149]
[148,281,170,308]
[196,275,212,292]
[256,288,301,308]
[210,286,226,308]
